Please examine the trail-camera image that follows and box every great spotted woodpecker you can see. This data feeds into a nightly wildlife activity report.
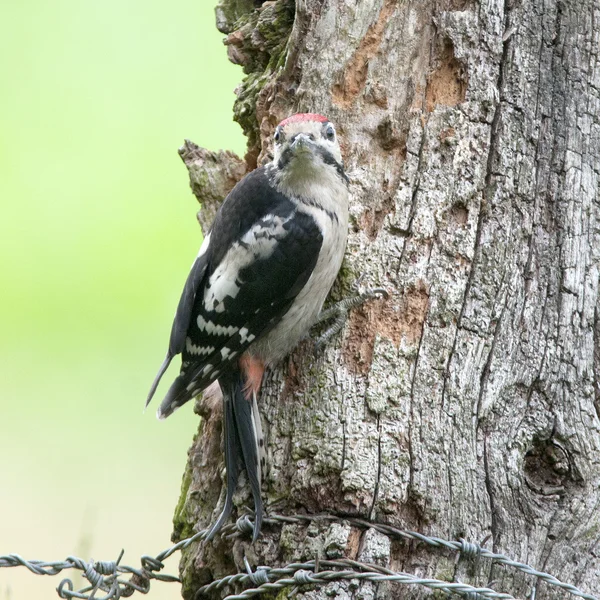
[147,113,351,541]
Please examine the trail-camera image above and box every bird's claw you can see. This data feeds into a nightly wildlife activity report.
[313,286,388,351]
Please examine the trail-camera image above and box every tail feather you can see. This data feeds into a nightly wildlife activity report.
[153,360,227,419]
[204,371,263,543]
[145,352,174,409]
[231,381,263,542]
[251,391,267,484]
[204,388,241,542]
[156,374,194,420]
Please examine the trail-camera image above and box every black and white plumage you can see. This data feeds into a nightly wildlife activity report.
[147,113,349,541]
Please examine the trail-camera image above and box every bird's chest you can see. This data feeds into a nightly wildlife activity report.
[303,204,348,297]
[251,186,349,363]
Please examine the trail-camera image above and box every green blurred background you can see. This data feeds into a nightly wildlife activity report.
[0,1,244,598]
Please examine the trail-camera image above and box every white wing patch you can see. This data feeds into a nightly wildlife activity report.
[185,338,215,356]
[239,327,256,344]
[197,314,238,337]
[203,214,293,312]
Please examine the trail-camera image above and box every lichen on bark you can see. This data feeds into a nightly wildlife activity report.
[219,0,295,167]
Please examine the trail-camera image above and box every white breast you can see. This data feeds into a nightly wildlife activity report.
[250,162,349,363]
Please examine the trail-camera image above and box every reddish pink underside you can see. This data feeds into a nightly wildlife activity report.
[278,113,329,127]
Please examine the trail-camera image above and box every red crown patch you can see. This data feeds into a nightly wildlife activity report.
[278,113,329,127]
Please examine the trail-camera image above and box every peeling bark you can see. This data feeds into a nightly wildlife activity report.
[172,0,600,598]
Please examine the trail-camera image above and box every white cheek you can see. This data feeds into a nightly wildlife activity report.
[324,140,342,164]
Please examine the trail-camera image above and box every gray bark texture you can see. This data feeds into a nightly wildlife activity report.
[171,0,600,598]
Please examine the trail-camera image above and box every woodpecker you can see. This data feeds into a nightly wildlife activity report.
[147,113,350,542]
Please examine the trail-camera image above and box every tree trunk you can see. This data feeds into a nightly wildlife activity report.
[172,0,600,598]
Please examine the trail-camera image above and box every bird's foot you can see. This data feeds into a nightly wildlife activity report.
[313,287,388,351]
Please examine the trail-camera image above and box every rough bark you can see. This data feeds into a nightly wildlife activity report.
[172,0,600,598]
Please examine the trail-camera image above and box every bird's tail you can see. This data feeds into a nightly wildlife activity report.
[154,372,194,420]
[204,370,263,542]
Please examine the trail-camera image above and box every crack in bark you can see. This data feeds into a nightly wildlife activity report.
[520,114,550,311]
[395,129,427,278]
[439,190,485,413]
[394,25,434,279]
[594,303,600,420]
[475,0,512,571]
[569,495,600,587]
[514,1,559,447]
[406,270,430,513]
[475,291,509,426]
[341,418,347,473]
[520,280,553,432]
[483,435,500,556]
[368,415,382,520]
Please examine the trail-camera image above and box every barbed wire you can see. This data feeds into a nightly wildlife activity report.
[1,511,597,600]
[248,513,599,599]
[196,557,518,600]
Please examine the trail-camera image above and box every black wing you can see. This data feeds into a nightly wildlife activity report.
[146,166,323,416]
[145,253,208,406]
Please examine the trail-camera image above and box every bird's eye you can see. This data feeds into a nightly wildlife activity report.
[274,127,281,142]
[325,124,336,141]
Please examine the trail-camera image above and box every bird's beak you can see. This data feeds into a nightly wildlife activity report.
[291,133,312,150]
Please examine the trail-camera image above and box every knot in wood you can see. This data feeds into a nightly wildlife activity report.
[523,438,573,496]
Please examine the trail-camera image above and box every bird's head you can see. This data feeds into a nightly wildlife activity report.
[272,113,345,185]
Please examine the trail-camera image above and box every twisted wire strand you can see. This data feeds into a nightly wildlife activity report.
[196,559,518,600]
[1,511,597,600]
